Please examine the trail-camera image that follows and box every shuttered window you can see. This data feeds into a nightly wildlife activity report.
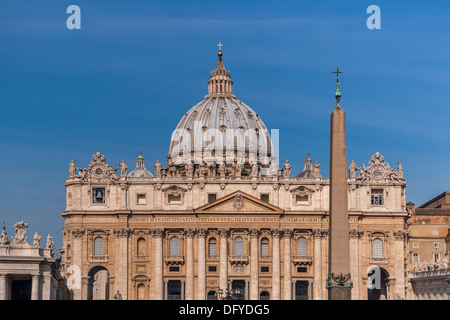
[260,239,269,257]
[234,236,244,256]
[297,237,307,256]
[169,236,180,256]
[94,237,104,257]
[373,238,383,258]
[208,238,217,256]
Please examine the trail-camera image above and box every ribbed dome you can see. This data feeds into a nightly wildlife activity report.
[168,49,275,167]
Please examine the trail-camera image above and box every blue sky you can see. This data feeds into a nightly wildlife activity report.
[1,1,449,253]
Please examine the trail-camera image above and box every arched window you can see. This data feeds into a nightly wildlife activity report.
[234,236,244,256]
[207,291,217,300]
[94,237,104,257]
[260,238,269,257]
[297,237,307,256]
[67,245,71,259]
[260,291,270,300]
[137,238,146,257]
[373,238,383,258]
[208,238,217,257]
[169,236,180,256]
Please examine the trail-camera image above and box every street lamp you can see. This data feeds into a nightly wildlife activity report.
[218,280,241,300]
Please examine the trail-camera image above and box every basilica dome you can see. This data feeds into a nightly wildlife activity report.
[168,49,276,169]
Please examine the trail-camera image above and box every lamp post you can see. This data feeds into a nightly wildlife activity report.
[218,280,241,300]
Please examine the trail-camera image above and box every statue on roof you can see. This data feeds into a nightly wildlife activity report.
[119,160,128,177]
[33,232,41,248]
[11,221,29,246]
[69,160,77,178]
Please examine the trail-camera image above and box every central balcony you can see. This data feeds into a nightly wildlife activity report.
[292,255,313,266]
[229,255,249,265]
[165,255,185,265]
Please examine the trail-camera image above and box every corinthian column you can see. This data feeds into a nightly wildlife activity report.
[114,228,131,299]
[185,228,196,300]
[283,229,292,300]
[152,229,164,300]
[394,230,406,299]
[349,229,363,300]
[71,229,84,300]
[197,229,207,300]
[313,229,323,300]
[219,229,229,292]
[271,229,281,300]
[249,228,260,300]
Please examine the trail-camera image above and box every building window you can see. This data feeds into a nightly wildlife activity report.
[169,236,180,256]
[412,230,418,235]
[434,253,440,262]
[371,189,384,206]
[208,266,217,272]
[137,194,146,205]
[297,237,307,256]
[432,230,439,236]
[208,194,217,204]
[260,238,269,257]
[260,194,269,203]
[169,266,180,272]
[234,236,244,256]
[208,238,217,257]
[297,267,307,273]
[260,291,270,300]
[295,195,309,205]
[261,266,270,273]
[207,291,217,300]
[432,243,441,248]
[92,188,106,204]
[413,253,419,263]
[168,194,182,204]
[373,238,383,258]
[94,237,104,257]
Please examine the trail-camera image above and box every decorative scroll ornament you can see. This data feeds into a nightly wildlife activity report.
[355,152,405,184]
[326,272,353,288]
[233,194,245,211]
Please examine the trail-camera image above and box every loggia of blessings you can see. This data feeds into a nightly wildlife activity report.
[179,304,270,317]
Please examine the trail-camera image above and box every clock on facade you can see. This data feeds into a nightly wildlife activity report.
[92,164,105,178]
[370,165,385,180]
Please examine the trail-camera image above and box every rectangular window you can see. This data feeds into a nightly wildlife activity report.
[260,242,269,257]
[297,267,307,273]
[260,194,269,203]
[208,266,217,272]
[92,188,106,204]
[434,253,440,262]
[168,194,182,204]
[413,253,419,263]
[371,189,384,206]
[432,230,439,236]
[412,230,418,235]
[261,266,270,273]
[432,243,441,248]
[137,194,146,205]
[169,266,180,272]
[208,193,217,204]
[295,195,308,205]
[208,242,217,257]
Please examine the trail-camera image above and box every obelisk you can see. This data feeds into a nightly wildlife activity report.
[327,68,353,299]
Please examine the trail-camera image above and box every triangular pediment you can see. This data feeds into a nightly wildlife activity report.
[195,190,283,214]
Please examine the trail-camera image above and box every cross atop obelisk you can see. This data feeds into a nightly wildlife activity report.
[332,67,343,106]
[327,67,352,300]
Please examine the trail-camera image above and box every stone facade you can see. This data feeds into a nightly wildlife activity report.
[0,221,64,300]
[60,50,410,300]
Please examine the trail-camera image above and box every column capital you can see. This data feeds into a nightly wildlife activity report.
[312,229,323,238]
[349,229,364,239]
[197,228,208,237]
[184,228,196,238]
[393,230,406,240]
[113,228,132,238]
[282,229,293,239]
[71,229,85,238]
[271,228,282,238]
[249,228,260,238]
[151,228,165,238]
[218,228,229,237]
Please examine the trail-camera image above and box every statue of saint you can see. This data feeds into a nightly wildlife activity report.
[218,163,226,178]
[0,228,9,245]
[154,160,162,178]
[251,163,258,178]
[69,160,77,178]
[114,290,122,300]
[33,232,41,247]
[349,160,359,179]
[119,160,128,177]
[397,162,404,179]
[185,162,194,178]
[11,221,28,246]
[283,160,291,178]
[235,163,243,177]
[314,161,321,178]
